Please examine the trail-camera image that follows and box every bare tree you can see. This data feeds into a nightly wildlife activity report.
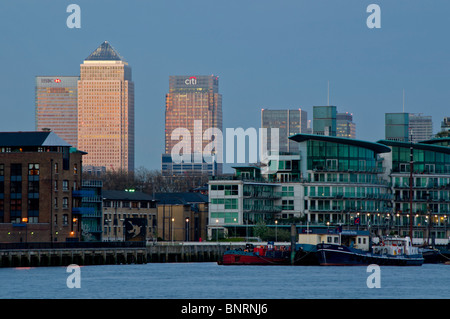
[83,166,211,193]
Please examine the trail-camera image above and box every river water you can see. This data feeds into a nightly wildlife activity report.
[0,263,449,299]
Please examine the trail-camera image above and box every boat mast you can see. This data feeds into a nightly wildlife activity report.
[409,129,413,240]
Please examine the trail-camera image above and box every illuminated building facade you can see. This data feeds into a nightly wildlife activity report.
[336,112,356,139]
[163,75,222,175]
[77,41,134,172]
[35,76,79,148]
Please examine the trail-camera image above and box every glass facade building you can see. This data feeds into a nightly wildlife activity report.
[163,75,222,175]
[261,109,308,154]
[35,76,79,148]
[379,139,450,242]
[336,112,356,139]
[293,134,393,228]
[409,113,433,143]
[77,41,134,172]
[385,113,409,142]
[208,134,450,244]
[313,106,337,136]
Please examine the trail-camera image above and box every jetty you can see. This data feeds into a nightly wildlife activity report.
[0,242,245,267]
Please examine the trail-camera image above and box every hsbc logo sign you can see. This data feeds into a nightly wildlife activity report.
[185,76,197,85]
[41,78,62,84]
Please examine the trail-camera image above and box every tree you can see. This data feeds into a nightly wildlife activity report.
[253,221,291,242]
[435,130,450,138]
[83,166,211,193]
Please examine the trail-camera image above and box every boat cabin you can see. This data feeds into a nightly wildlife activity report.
[298,229,370,251]
[372,236,419,256]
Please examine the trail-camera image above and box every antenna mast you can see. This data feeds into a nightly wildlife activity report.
[327,81,330,106]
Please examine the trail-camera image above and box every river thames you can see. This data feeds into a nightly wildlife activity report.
[0,262,448,299]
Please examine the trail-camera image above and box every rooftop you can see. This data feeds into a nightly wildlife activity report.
[153,192,208,205]
[289,134,391,154]
[378,139,450,154]
[85,41,126,62]
[102,190,156,201]
[0,131,71,147]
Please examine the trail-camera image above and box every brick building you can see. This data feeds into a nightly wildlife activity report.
[0,131,85,243]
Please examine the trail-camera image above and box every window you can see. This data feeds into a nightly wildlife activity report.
[73,164,78,175]
[63,214,68,225]
[54,163,58,174]
[400,163,409,172]
[28,180,39,194]
[10,199,22,213]
[10,164,21,176]
[10,181,21,193]
[326,159,337,171]
[63,197,68,209]
[28,198,39,212]
[282,200,294,210]
[0,164,4,176]
[62,180,69,191]
[28,163,39,176]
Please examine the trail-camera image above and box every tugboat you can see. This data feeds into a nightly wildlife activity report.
[317,236,424,266]
[220,242,291,265]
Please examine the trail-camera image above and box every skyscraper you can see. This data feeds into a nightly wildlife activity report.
[336,112,356,139]
[35,76,79,147]
[409,113,433,143]
[261,109,308,154]
[77,41,134,172]
[313,106,337,136]
[385,112,433,143]
[385,113,409,142]
[163,75,222,175]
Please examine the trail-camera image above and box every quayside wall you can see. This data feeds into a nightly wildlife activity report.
[0,242,250,267]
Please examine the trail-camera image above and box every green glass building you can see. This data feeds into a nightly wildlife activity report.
[379,139,450,243]
[313,106,337,136]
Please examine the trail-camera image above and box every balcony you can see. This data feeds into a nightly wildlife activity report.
[243,205,282,213]
[72,190,95,197]
[72,207,97,215]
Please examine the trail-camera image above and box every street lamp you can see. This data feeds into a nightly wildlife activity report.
[185,217,189,242]
[22,217,28,245]
[275,220,278,242]
[171,217,175,243]
[216,219,219,242]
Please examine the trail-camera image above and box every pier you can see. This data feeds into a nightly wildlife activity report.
[0,242,245,267]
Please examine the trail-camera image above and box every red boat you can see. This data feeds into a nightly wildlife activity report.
[219,243,291,265]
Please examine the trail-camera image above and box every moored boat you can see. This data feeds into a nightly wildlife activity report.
[317,236,424,266]
[220,242,291,265]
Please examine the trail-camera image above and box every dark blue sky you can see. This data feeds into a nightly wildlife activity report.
[0,1,448,171]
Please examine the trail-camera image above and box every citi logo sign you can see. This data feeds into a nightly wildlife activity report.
[185,76,197,85]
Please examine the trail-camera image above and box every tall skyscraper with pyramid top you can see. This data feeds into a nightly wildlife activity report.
[77,41,135,172]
